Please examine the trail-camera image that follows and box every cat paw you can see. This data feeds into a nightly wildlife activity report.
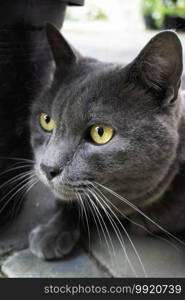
[29,225,80,260]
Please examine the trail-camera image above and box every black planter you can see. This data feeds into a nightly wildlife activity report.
[163,16,185,31]
[143,15,158,30]
[0,0,84,227]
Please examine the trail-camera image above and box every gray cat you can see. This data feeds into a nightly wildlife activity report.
[29,24,185,260]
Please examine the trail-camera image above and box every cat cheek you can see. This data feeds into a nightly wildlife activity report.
[31,134,45,148]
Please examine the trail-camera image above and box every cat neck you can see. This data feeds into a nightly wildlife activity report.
[129,87,185,214]
[141,159,179,209]
[122,157,180,216]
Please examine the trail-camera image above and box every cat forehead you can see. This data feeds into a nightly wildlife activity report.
[53,62,130,107]
[56,60,127,95]
[40,59,150,120]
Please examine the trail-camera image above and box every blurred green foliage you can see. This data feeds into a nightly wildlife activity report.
[87,8,107,21]
[142,0,185,27]
[66,7,108,22]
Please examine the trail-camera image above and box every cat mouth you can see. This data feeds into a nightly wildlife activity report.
[52,183,91,201]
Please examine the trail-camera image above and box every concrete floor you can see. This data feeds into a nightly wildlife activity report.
[62,21,185,66]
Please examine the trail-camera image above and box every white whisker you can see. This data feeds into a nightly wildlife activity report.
[91,186,147,277]
[11,177,39,220]
[0,164,32,178]
[84,191,103,244]
[88,188,138,277]
[0,173,36,214]
[96,182,185,246]
[0,170,34,194]
[86,192,117,269]
[77,192,91,250]
[0,156,34,164]
[91,183,180,252]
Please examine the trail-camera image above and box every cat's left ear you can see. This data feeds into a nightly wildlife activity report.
[131,31,183,105]
[46,23,80,68]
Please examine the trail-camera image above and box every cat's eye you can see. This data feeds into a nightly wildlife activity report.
[39,113,55,132]
[90,125,114,145]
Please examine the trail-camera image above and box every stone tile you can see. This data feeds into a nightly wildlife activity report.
[2,247,109,278]
[87,227,185,277]
[0,182,56,255]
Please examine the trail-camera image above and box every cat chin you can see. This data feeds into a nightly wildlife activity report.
[51,187,74,201]
[52,187,84,202]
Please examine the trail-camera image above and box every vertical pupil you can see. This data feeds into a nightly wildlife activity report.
[98,127,104,137]
[45,115,50,124]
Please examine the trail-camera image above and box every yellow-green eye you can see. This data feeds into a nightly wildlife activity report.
[39,113,55,132]
[90,125,114,145]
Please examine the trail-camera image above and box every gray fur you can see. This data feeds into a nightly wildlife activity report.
[29,25,185,260]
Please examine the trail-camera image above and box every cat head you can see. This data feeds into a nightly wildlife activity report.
[30,24,183,213]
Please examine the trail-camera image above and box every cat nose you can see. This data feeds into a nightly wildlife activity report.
[40,163,61,181]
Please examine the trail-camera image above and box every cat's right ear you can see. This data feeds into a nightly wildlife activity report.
[129,31,183,106]
[46,23,79,68]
